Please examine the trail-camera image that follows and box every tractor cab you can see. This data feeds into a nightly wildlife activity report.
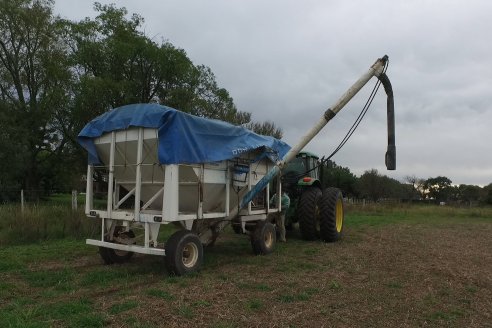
[282,151,322,199]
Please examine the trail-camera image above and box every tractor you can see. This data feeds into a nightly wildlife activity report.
[282,151,344,242]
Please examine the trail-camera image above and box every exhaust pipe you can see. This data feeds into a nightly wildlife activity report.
[378,69,396,170]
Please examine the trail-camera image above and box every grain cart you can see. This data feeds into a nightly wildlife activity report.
[78,55,394,275]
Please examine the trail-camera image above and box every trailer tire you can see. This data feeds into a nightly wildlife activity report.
[165,230,203,276]
[298,187,322,240]
[232,223,243,234]
[99,229,135,264]
[98,246,114,264]
[320,188,344,242]
[251,221,276,255]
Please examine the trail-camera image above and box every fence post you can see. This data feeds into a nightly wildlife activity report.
[21,189,25,214]
[72,190,78,210]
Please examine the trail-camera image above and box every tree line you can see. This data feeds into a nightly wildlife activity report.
[0,0,282,200]
[321,162,492,205]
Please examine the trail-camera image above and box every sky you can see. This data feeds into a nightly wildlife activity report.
[54,0,492,186]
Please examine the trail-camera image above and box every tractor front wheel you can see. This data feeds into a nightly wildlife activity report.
[298,187,322,240]
[320,188,344,242]
[165,230,204,276]
[251,221,276,255]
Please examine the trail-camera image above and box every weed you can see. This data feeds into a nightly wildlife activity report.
[465,284,478,293]
[81,268,130,286]
[246,298,263,311]
[387,281,403,289]
[254,283,273,292]
[193,300,211,307]
[277,292,310,303]
[177,305,194,319]
[110,300,139,314]
[22,268,74,288]
[329,280,341,290]
[146,288,174,301]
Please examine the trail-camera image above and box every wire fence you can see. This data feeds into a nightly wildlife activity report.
[0,189,83,212]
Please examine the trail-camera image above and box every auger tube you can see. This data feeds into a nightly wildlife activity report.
[229,55,391,220]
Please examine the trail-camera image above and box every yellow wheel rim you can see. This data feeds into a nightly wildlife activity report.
[335,198,343,233]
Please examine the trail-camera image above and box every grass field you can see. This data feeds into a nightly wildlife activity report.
[0,205,491,327]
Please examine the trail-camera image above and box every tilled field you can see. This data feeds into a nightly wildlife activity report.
[1,208,491,327]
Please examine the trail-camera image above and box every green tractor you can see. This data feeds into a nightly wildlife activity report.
[282,151,344,242]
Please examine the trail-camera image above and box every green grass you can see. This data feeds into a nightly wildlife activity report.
[145,288,174,300]
[0,204,491,327]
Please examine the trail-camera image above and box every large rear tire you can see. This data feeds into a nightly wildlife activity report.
[251,221,276,255]
[320,188,344,242]
[298,187,322,240]
[165,230,203,276]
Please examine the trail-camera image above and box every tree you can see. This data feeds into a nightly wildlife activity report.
[0,0,72,195]
[68,3,253,127]
[423,176,452,202]
[356,169,385,201]
[321,160,357,197]
[481,183,492,205]
[404,175,426,200]
[245,120,283,139]
[455,184,482,204]
[356,169,406,201]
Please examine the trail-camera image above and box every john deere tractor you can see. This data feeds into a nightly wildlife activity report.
[282,151,344,242]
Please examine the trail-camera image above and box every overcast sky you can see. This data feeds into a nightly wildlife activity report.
[55,0,492,186]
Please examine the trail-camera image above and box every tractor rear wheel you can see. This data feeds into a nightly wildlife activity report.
[251,221,276,255]
[320,188,344,242]
[298,187,322,240]
[165,230,203,276]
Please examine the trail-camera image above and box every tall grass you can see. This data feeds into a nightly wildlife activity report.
[0,204,98,247]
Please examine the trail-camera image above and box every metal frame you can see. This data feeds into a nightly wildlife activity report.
[85,127,281,256]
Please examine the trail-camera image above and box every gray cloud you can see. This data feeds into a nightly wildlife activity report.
[55,0,492,185]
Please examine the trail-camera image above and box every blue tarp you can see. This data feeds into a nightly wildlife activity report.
[78,103,291,165]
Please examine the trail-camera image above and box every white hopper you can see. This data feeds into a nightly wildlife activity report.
[78,104,290,269]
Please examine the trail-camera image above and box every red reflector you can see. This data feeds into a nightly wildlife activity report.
[303,177,312,182]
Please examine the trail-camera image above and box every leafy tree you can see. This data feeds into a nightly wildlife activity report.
[456,184,482,204]
[356,169,385,201]
[356,169,407,201]
[321,160,357,197]
[245,120,283,139]
[424,176,452,202]
[68,3,252,126]
[0,0,72,195]
[481,183,492,205]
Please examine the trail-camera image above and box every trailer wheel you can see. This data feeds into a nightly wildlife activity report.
[165,230,203,276]
[99,228,135,264]
[232,222,243,234]
[320,188,344,242]
[251,221,276,255]
[298,187,322,240]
